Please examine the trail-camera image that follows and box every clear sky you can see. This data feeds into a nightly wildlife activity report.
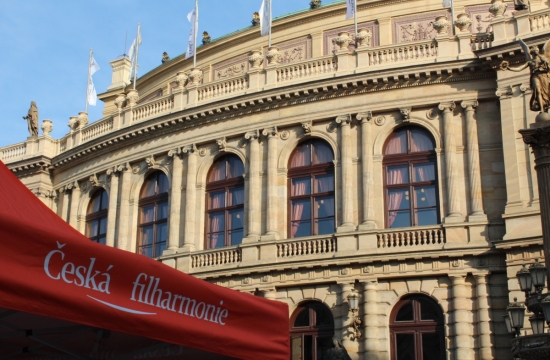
[0,0,345,148]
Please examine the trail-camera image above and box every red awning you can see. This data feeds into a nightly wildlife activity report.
[0,161,289,359]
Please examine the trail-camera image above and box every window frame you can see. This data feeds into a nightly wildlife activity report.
[290,301,335,360]
[383,127,439,229]
[287,140,335,239]
[204,155,245,249]
[137,172,169,258]
[85,189,108,244]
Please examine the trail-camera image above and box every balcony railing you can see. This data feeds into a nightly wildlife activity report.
[82,117,114,142]
[365,40,437,67]
[377,226,445,248]
[132,94,174,123]
[191,247,242,268]
[277,236,337,258]
[277,56,337,83]
[198,75,249,101]
[0,142,26,162]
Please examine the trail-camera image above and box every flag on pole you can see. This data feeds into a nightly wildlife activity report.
[87,56,100,106]
[346,0,356,20]
[128,28,142,82]
[186,4,198,60]
[259,0,271,37]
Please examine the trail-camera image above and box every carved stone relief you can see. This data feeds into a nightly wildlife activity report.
[465,4,514,33]
[392,10,451,44]
[324,22,379,55]
[212,53,249,81]
[138,89,163,104]
[264,36,312,64]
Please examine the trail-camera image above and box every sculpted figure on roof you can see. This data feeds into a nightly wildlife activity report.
[22,101,39,137]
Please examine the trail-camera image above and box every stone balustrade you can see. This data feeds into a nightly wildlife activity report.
[131,94,174,123]
[530,8,550,33]
[276,56,337,83]
[377,226,446,248]
[365,40,438,67]
[277,236,337,258]
[471,33,493,51]
[0,142,26,162]
[197,75,249,101]
[81,116,114,142]
[191,247,242,268]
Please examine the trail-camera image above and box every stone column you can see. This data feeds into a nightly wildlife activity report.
[361,280,378,360]
[167,148,184,251]
[336,115,356,232]
[439,102,462,221]
[338,282,354,349]
[357,112,376,230]
[182,144,198,251]
[262,127,279,239]
[59,187,70,222]
[105,165,122,247]
[260,288,277,300]
[520,121,550,285]
[473,272,493,360]
[245,130,261,240]
[461,100,487,221]
[520,84,539,204]
[69,181,81,232]
[450,274,473,360]
[117,163,132,251]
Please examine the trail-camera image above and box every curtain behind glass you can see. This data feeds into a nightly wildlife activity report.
[290,143,311,168]
[410,129,434,152]
[384,131,407,155]
[312,142,333,164]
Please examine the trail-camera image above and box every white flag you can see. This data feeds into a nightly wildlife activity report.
[87,56,99,106]
[346,0,356,20]
[186,6,198,60]
[128,28,142,81]
[259,0,271,37]
[442,0,452,7]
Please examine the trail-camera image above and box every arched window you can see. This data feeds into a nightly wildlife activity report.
[205,155,245,249]
[390,295,445,360]
[138,171,169,258]
[288,139,335,238]
[86,189,108,244]
[290,301,334,360]
[383,127,439,228]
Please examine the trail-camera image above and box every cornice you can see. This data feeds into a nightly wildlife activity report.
[53,58,495,172]
[7,156,51,177]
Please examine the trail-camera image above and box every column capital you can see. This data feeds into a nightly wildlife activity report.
[356,111,373,123]
[438,101,456,112]
[106,163,127,176]
[262,126,278,138]
[361,279,378,288]
[449,273,467,282]
[520,124,550,149]
[460,99,479,110]
[472,271,491,281]
[496,86,513,99]
[520,83,532,95]
[182,143,198,155]
[167,147,183,159]
[244,129,260,141]
[335,114,352,126]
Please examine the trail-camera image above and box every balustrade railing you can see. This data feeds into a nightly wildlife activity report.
[82,117,114,142]
[471,33,493,51]
[366,40,437,67]
[198,75,248,101]
[377,227,445,248]
[530,9,550,33]
[0,142,26,161]
[277,56,337,83]
[132,94,174,123]
[191,247,242,268]
[277,237,337,258]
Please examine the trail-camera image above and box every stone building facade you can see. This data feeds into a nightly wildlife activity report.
[2,1,549,359]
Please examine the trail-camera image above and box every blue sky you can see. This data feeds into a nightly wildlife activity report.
[0,0,344,148]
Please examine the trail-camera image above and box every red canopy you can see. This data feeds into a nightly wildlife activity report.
[0,161,289,359]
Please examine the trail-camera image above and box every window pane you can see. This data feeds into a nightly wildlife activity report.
[139,245,152,258]
[208,233,225,249]
[158,201,169,220]
[155,241,166,257]
[410,129,434,152]
[316,218,335,235]
[141,178,156,198]
[229,187,244,206]
[291,177,311,196]
[292,221,311,238]
[87,220,99,238]
[141,205,155,223]
[156,223,168,243]
[140,226,154,246]
[385,130,407,155]
[315,196,334,217]
[98,236,106,245]
[396,333,415,360]
[387,165,409,185]
[209,191,225,209]
[208,212,225,233]
[294,308,310,327]
[291,199,311,220]
[313,304,333,327]
[229,230,243,246]
[419,299,439,321]
[89,194,101,213]
[413,163,435,182]
[228,209,244,230]
[100,190,109,210]
[291,336,302,360]
[304,335,313,360]
[290,143,311,168]
[314,174,334,193]
[157,173,169,194]
[312,141,333,164]
[99,217,107,235]
[388,189,410,210]
[422,332,442,360]
[415,209,438,226]
[228,156,244,179]
[209,160,226,182]
[414,185,437,208]
[396,302,414,321]
[388,211,411,228]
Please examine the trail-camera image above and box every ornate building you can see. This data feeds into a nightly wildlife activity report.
[2,1,549,359]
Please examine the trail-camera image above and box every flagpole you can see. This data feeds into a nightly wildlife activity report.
[85,48,92,113]
[133,23,141,90]
[193,0,198,68]
[268,0,272,47]
[450,0,456,35]
[354,0,358,46]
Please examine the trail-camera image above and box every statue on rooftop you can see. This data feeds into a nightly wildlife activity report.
[202,31,211,45]
[501,39,550,114]
[252,12,260,26]
[161,52,170,64]
[22,101,39,137]
[310,0,322,9]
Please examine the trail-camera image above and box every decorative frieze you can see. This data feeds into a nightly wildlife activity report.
[265,36,312,64]
[392,10,451,43]
[464,4,514,33]
[324,22,378,55]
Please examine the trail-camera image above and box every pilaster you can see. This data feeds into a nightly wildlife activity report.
[166,148,184,253]
[357,112,376,230]
[261,127,280,240]
[450,274,474,360]
[117,163,132,251]
[362,280,379,360]
[69,181,81,232]
[473,272,493,360]
[182,144,198,251]
[105,165,123,247]
[244,130,261,241]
